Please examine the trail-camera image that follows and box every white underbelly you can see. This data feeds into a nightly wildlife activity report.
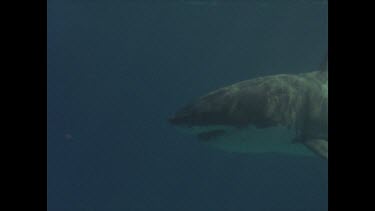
[199,126,314,156]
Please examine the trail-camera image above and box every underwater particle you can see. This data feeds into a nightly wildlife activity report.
[64,133,73,141]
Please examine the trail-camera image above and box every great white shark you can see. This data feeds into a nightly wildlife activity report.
[168,56,328,160]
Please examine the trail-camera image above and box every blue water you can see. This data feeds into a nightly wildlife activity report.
[47,1,328,210]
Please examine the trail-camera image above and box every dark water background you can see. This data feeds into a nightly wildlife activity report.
[47,0,328,210]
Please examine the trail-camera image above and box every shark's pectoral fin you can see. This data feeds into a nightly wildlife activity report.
[303,139,328,160]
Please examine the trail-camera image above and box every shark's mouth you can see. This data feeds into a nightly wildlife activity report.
[196,129,228,141]
[176,125,235,140]
[176,124,314,156]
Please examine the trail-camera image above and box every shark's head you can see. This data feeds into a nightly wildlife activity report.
[168,97,240,142]
[168,81,314,156]
[168,85,268,130]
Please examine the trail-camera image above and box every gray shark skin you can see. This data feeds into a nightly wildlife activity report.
[168,63,328,160]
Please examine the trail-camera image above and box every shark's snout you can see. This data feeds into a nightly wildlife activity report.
[168,98,233,128]
[168,114,188,126]
[167,103,197,126]
[168,109,234,141]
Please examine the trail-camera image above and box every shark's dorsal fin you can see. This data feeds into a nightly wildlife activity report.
[320,53,328,72]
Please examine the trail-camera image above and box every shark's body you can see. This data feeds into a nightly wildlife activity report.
[168,60,328,159]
